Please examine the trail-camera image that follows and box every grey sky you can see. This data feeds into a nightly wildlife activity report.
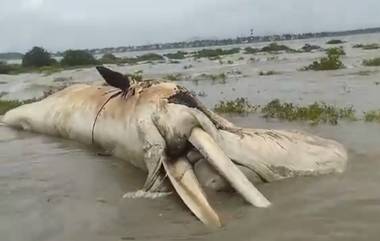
[1,0,380,52]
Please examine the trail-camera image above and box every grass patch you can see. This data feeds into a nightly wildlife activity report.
[326,39,345,45]
[261,42,297,53]
[303,47,345,71]
[261,99,356,124]
[301,44,321,52]
[364,110,380,122]
[350,70,378,76]
[0,63,66,75]
[193,48,240,59]
[259,70,279,76]
[363,58,380,66]
[353,43,380,50]
[244,43,297,54]
[198,73,227,81]
[214,98,258,114]
[164,73,183,81]
[164,51,187,59]
[244,47,260,54]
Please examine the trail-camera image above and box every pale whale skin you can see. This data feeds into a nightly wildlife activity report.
[2,82,347,227]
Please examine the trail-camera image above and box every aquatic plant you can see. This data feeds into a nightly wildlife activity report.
[214,98,258,114]
[164,51,187,59]
[363,58,380,66]
[121,53,164,65]
[326,47,346,56]
[364,110,380,122]
[100,53,120,64]
[261,42,297,53]
[0,61,16,74]
[193,48,240,59]
[136,53,164,62]
[261,99,356,125]
[258,70,279,76]
[303,47,345,71]
[301,44,321,52]
[326,39,345,45]
[353,43,380,50]
[244,47,260,54]
[164,73,183,81]
[350,70,378,76]
[198,73,227,81]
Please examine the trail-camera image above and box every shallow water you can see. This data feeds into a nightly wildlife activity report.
[1,118,380,241]
[1,33,380,240]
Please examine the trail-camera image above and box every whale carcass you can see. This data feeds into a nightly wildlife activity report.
[1,69,347,227]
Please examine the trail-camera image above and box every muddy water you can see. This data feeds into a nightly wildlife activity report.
[1,33,380,240]
[1,117,380,241]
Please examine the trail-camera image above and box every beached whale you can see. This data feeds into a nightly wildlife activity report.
[1,70,347,227]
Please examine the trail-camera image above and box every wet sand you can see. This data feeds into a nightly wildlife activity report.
[1,33,380,240]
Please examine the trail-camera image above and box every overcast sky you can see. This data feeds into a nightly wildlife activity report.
[1,0,380,52]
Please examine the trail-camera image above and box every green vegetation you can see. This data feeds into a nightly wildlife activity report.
[261,42,297,53]
[261,99,356,124]
[244,47,260,54]
[198,73,227,81]
[301,44,321,52]
[363,57,380,66]
[0,48,166,75]
[353,43,380,50]
[213,98,358,125]
[164,51,187,59]
[135,53,164,62]
[0,52,23,60]
[0,61,17,74]
[214,98,258,114]
[100,52,164,65]
[61,50,98,66]
[0,100,24,115]
[183,64,193,69]
[100,53,119,64]
[121,53,164,64]
[164,73,183,81]
[326,39,345,45]
[193,48,240,58]
[22,47,56,67]
[244,43,297,54]
[259,70,279,76]
[350,70,378,76]
[364,110,380,122]
[303,47,345,71]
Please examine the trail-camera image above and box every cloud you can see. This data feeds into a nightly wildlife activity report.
[1,0,380,52]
